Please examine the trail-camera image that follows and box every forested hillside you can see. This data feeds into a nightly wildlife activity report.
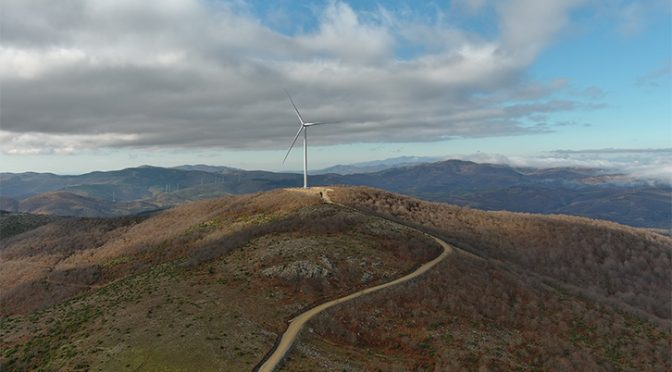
[1,187,669,371]
[331,187,672,322]
[0,189,439,370]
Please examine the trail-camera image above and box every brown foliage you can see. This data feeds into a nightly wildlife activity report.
[330,186,672,321]
[0,189,440,316]
[307,251,671,371]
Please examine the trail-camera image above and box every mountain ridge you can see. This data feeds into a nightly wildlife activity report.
[1,159,669,228]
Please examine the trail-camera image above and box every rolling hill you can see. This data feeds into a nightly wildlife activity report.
[0,166,229,201]
[1,160,670,228]
[328,161,670,229]
[0,212,64,240]
[16,192,162,218]
[0,187,669,371]
[0,189,440,370]
[287,187,671,370]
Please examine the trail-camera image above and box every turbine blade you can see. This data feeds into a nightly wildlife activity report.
[282,124,305,164]
[285,90,304,125]
[304,121,340,127]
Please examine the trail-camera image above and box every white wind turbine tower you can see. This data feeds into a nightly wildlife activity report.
[282,91,333,189]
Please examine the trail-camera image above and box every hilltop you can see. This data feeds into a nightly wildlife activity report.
[0,187,669,371]
[0,189,440,370]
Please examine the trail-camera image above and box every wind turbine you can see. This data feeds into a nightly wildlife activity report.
[282,91,332,189]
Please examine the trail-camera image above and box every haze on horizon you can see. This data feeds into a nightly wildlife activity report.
[1,0,670,176]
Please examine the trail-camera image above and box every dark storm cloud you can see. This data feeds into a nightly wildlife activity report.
[1,0,595,154]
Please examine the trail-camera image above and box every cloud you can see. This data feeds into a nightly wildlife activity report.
[459,148,672,182]
[575,86,606,100]
[296,2,394,62]
[1,0,593,154]
[596,0,671,37]
[497,0,585,63]
[637,60,672,87]
[0,130,139,155]
[617,2,646,36]
[553,148,672,154]
[452,0,489,15]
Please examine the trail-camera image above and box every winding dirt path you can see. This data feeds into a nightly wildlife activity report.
[257,188,453,371]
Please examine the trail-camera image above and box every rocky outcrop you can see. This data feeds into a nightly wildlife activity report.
[262,256,334,280]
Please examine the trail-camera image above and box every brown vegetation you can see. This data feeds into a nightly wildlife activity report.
[1,186,670,371]
[0,213,63,240]
[0,189,439,370]
[293,249,670,371]
[330,186,672,322]
[0,190,318,315]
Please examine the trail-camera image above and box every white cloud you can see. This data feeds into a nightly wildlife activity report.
[1,0,593,154]
[617,2,645,36]
[296,2,394,62]
[0,47,87,79]
[0,131,139,155]
[458,148,672,182]
[498,0,585,62]
[637,59,672,87]
[454,0,489,15]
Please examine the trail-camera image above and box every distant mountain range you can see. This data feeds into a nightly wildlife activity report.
[312,156,442,175]
[172,164,240,173]
[1,159,669,228]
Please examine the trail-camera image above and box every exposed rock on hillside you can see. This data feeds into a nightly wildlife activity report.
[262,257,334,280]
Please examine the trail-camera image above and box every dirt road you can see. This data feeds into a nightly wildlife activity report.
[257,188,453,371]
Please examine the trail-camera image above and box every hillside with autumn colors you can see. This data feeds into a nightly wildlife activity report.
[0,187,670,371]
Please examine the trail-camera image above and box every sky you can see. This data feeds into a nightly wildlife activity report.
[1,0,670,177]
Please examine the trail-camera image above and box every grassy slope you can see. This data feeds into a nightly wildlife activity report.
[0,190,440,370]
